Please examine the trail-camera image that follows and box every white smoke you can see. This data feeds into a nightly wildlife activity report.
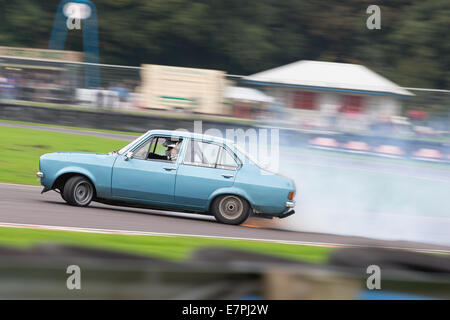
[276,148,450,246]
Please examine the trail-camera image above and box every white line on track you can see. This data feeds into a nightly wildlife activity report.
[0,222,449,254]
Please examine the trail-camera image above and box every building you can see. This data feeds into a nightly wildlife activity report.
[244,60,413,130]
[224,86,274,118]
[139,64,227,115]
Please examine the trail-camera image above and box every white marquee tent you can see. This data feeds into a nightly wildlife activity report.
[245,60,413,96]
[225,86,275,102]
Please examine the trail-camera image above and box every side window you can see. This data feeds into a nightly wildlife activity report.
[183,140,237,170]
[134,136,182,162]
[133,141,151,160]
[149,137,168,157]
[184,140,203,164]
[201,143,221,167]
[184,140,220,168]
[217,147,238,170]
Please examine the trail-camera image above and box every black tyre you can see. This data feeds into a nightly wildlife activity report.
[63,176,94,207]
[60,189,67,202]
[211,195,250,225]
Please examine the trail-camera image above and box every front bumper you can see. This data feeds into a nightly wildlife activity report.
[41,186,51,194]
[36,172,48,192]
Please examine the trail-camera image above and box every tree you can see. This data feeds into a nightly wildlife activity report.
[0,0,447,88]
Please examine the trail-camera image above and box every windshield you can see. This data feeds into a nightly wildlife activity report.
[117,132,149,155]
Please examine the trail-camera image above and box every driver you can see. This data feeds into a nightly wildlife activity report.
[166,143,179,161]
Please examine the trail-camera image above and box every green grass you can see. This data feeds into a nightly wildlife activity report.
[0,126,127,185]
[0,227,332,263]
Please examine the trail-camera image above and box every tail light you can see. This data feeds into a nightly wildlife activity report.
[288,192,295,200]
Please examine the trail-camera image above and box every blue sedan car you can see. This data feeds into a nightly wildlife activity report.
[37,130,295,225]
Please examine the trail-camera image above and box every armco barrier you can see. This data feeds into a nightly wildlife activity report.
[0,103,254,134]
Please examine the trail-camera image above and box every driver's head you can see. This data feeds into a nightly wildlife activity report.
[166,143,179,160]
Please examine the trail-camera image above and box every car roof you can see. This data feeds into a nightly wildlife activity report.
[146,129,232,145]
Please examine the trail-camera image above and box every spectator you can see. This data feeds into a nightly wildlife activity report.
[96,87,106,108]
[108,82,130,108]
[0,73,7,102]
[1,73,17,101]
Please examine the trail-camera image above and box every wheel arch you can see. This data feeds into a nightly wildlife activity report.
[207,188,255,213]
[52,171,97,197]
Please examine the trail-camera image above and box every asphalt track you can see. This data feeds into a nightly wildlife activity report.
[0,121,136,141]
[1,183,449,253]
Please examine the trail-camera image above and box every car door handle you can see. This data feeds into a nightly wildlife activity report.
[163,167,177,171]
[221,173,234,178]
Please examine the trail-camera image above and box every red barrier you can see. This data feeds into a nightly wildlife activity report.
[374,145,405,156]
[309,137,339,148]
[413,148,443,159]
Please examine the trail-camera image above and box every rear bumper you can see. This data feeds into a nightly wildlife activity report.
[252,201,296,219]
[278,209,295,219]
[285,201,295,208]
[277,201,295,218]
[254,207,295,220]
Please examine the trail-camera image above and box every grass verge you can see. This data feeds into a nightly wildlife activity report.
[0,227,333,263]
[0,126,127,185]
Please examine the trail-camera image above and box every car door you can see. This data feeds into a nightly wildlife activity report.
[111,136,182,205]
[175,139,239,209]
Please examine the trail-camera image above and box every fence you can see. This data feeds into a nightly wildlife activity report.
[0,55,449,137]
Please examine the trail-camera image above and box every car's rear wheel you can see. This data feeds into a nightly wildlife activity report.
[211,195,250,225]
[63,176,94,207]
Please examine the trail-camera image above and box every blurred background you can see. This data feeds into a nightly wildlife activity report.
[0,0,449,299]
[0,0,448,142]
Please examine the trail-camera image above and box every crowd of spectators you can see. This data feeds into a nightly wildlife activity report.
[0,71,73,103]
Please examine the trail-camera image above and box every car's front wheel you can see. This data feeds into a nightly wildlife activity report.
[211,195,250,225]
[63,176,94,207]
[60,189,67,202]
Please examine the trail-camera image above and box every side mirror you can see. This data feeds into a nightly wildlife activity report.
[125,152,134,161]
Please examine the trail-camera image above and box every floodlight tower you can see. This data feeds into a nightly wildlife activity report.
[49,0,100,88]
